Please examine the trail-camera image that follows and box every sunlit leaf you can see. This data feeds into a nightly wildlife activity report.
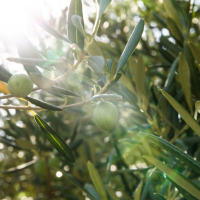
[34,114,75,163]
[139,132,200,175]
[163,0,182,29]
[87,161,108,200]
[160,89,200,136]
[35,15,71,43]
[7,57,69,70]
[134,181,143,200]
[117,19,144,72]
[144,156,200,199]
[178,52,192,113]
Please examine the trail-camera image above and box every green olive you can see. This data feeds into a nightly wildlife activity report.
[8,74,33,97]
[92,101,118,131]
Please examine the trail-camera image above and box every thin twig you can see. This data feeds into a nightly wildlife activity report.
[0,87,40,100]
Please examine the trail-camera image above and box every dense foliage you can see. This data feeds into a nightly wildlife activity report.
[0,0,200,199]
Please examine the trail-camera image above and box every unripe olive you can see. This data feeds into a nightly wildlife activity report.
[92,101,118,131]
[34,159,46,176]
[48,157,60,168]
[8,74,33,97]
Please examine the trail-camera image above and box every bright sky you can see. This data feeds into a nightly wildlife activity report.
[0,0,95,73]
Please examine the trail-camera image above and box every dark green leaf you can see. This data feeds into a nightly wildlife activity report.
[117,19,144,72]
[25,96,62,111]
[34,114,75,163]
[154,194,167,200]
[0,65,12,82]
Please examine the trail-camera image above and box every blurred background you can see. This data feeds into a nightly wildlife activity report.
[0,0,200,200]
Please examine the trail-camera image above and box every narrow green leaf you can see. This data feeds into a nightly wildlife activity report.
[93,0,111,35]
[85,34,109,73]
[69,138,83,150]
[189,42,200,67]
[63,172,98,200]
[167,177,199,200]
[117,19,144,72]
[163,57,179,90]
[71,15,86,37]
[134,181,143,200]
[29,72,54,89]
[141,168,156,200]
[166,18,183,43]
[109,61,117,81]
[68,72,99,87]
[0,65,12,82]
[120,73,136,94]
[135,55,146,97]
[107,187,120,200]
[152,12,167,27]
[160,37,181,56]
[128,57,137,81]
[68,0,84,50]
[144,156,200,199]
[85,184,101,200]
[154,194,166,200]
[0,160,38,174]
[106,150,114,184]
[87,56,105,74]
[163,0,182,29]
[34,114,75,163]
[51,85,81,97]
[35,15,71,44]
[178,52,192,113]
[87,161,108,200]
[25,96,63,111]
[160,89,200,136]
[7,57,69,70]
[139,132,200,175]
